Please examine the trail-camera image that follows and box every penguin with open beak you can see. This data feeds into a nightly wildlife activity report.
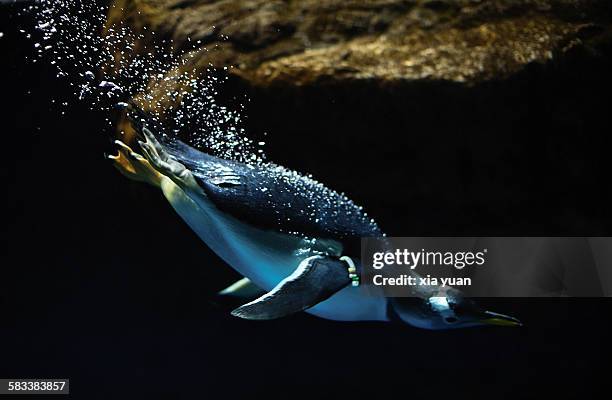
[109,104,521,329]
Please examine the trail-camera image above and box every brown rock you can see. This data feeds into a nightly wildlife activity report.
[106,0,611,88]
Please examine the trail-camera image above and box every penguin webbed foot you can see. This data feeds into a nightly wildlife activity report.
[137,128,191,183]
[108,140,162,187]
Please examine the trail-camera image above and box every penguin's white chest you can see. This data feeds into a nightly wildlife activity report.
[159,177,388,322]
[159,178,325,288]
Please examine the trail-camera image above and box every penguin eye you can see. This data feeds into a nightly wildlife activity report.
[445,317,458,323]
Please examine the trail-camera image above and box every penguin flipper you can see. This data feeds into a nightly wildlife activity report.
[218,277,266,299]
[231,256,350,320]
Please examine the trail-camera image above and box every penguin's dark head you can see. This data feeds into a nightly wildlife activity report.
[389,292,521,330]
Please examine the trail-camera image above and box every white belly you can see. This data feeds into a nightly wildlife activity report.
[159,177,388,322]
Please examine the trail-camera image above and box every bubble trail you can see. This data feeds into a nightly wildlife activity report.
[17,0,265,164]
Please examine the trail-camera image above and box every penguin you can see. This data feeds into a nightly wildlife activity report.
[109,104,521,329]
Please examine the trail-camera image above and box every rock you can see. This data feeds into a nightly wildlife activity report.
[106,0,612,88]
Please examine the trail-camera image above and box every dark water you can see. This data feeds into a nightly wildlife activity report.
[1,6,611,399]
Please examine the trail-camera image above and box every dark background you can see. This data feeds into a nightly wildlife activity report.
[1,4,611,399]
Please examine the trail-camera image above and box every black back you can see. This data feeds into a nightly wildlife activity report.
[128,105,384,251]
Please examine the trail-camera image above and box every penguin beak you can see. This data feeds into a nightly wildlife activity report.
[480,310,522,327]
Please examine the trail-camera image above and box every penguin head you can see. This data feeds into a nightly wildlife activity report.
[389,292,522,330]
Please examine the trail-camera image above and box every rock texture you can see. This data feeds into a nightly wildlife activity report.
[106,0,611,87]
